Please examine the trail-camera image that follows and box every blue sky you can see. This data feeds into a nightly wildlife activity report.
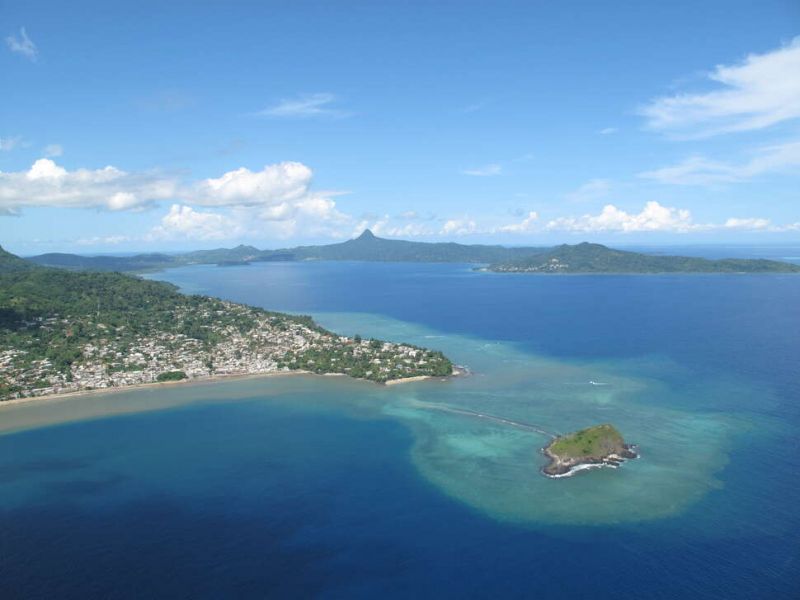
[2,0,799,253]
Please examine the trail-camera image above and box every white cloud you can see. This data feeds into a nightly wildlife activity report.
[43,143,63,157]
[6,27,37,61]
[148,205,244,241]
[0,136,24,151]
[396,211,420,220]
[183,162,353,236]
[0,159,178,214]
[564,179,611,202]
[187,162,313,208]
[722,217,773,230]
[0,157,360,240]
[546,201,696,233]
[495,211,538,233]
[639,140,800,185]
[599,127,618,135]
[75,235,134,245]
[372,217,434,237]
[462,164,502,176]
[253,93,350,118]
[640,37,800,137]
[440,218,477,235]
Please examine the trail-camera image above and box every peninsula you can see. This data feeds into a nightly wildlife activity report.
[542,424,638,477]
[0,263,453,402]
[485,242,800,274]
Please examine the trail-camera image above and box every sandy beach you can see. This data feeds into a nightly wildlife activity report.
[1,368,462,411]
[0,370,316,410]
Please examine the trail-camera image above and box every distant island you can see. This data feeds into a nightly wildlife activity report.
[484,242,800,274]
[542,424,638,477]
[18,230,549,272]
[10,232,800,275]
[0,260,454,402]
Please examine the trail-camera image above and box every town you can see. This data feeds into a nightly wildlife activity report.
[0,285,453,401]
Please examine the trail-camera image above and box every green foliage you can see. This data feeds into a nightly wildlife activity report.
[0,269,316,380]
[0,245,43,274]
[268,230,548,263]
[548,424,626,460]
[157,371,188,382]
[0,268,454,398]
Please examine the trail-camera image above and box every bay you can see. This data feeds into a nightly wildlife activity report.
[2,252,799,598]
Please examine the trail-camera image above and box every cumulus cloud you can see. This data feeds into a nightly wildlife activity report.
[639,139,800,185]
[495,211,538,233]
[253,93,350,118]
[186,162,313,208]
[599,127,618,135]
[640,37,800,137]
[43,143,63,157]
[564,179,611,202]
[6,27,37,61]
[148,204,244,241]
[546,201,696,233]
[0,159,178,214]
[440,218,477,235]
[462,164,502,176]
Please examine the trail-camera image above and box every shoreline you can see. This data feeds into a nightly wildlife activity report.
[541,442,640,478]
[0,370,316,409]
[0,367,464,410]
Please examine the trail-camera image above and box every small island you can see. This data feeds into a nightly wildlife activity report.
[542,424,638,478]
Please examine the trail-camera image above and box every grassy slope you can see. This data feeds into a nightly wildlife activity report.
[548,424,625,459]
[0,245,43,274]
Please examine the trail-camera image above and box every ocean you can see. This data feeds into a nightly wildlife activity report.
[2,248,799,598]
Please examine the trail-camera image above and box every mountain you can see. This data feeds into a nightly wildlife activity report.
[181,244,262,264]
[22,234,800,274]
[265,229,548,263]
[486,242,800,274]
[0,245,43,274]
[25,231,548,272]
[26,252,178,272]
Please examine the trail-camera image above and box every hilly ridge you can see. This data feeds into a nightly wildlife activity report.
[9,233,800,275]
[486,242,800,274]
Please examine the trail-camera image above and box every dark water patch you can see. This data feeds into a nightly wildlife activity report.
[45,474,127,496]
[0,458,93,484]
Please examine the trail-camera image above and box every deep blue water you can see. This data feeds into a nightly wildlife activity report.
[2,253,800,599]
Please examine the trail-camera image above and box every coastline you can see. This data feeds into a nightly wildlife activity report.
[541,442,639,478]
[0,370,317,410]
[0,367,464,410]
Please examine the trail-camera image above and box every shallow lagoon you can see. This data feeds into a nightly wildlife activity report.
[2,260,799,598]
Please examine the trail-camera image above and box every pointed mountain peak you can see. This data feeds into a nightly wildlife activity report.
[356,229,377,241]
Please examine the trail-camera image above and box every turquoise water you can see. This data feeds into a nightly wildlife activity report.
[2,258,799,597]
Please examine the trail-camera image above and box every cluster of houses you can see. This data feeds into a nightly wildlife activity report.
[1,302,444,400]
[491,258,568,273]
